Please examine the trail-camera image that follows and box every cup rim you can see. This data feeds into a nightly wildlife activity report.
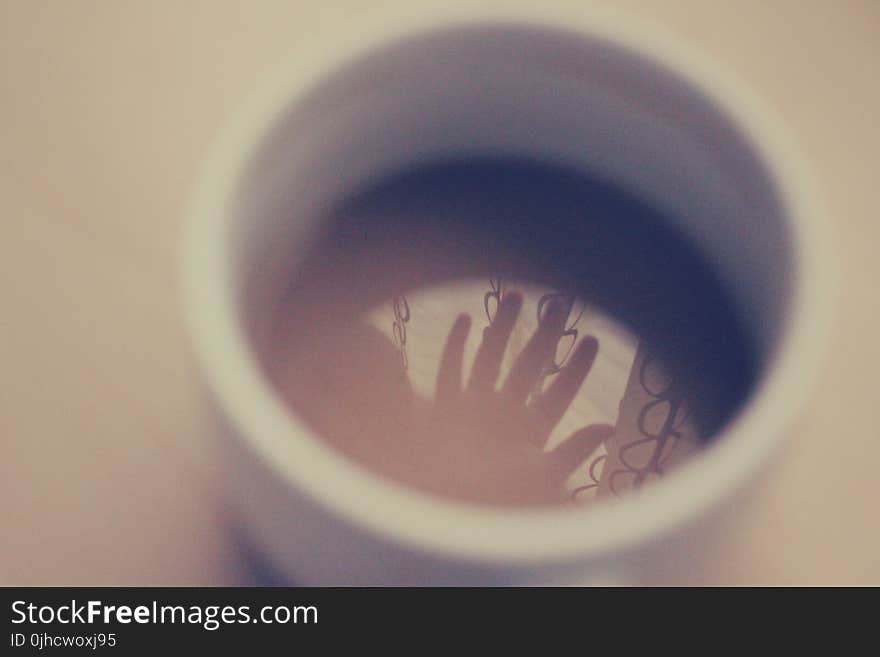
[182,3,833,564]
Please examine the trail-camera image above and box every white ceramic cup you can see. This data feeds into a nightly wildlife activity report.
[183,5,831,585]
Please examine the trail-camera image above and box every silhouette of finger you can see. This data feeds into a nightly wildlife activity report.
[468,291,522,394]
[501,298,566,404]
[531,336,599,441]
[436,314,471,407]
[547,424,615,481]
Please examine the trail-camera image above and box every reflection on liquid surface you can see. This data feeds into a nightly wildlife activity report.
[260,157,749,507]
[268,273,700,507]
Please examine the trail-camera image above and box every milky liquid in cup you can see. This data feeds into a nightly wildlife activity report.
[262,157,757,507]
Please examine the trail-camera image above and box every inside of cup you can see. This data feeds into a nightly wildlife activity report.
[226,22,794,503]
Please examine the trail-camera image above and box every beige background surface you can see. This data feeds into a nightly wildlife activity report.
[1,0,878,585]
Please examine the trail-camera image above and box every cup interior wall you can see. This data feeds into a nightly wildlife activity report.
[230,24,794,442]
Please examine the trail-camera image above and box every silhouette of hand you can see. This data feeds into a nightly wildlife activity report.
[412,291,613,505]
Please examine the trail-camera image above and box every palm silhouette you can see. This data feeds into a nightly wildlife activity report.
[271,288,612,506]
[408,290,613,505]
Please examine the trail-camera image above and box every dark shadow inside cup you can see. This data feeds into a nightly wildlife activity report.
[293,156,756,441]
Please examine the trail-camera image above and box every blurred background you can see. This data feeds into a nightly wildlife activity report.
[1,0,878,585]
